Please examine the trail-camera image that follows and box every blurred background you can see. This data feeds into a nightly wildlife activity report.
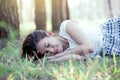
[0,0,120,42]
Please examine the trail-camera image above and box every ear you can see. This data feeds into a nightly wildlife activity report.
[46,31,55,36]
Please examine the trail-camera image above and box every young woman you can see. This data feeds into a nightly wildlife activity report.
[22,16,120,62]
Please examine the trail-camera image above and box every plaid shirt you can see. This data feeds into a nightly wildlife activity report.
[100,16,120,56]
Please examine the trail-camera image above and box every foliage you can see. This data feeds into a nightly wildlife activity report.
[0,42,120,80]
[0,21,19,41]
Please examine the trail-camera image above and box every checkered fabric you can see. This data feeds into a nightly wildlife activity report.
[100,16,120,56]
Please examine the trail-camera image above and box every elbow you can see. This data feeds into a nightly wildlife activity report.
[82,46,94,54]
[78,45,94,55]
[87,46,94,54]
[88,47,94,53]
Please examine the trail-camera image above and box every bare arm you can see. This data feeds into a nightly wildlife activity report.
[48,54,83,62]
[48,20,93,59]
[66,20,93,55]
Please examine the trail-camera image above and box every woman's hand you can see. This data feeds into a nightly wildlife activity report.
[47,54,83,62]
[47,52,67,59]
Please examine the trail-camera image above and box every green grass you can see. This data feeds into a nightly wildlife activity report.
[0,42,120,80]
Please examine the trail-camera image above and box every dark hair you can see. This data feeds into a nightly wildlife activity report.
[21,30,47,60]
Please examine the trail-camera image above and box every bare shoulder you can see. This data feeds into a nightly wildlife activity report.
[65,20,93,47]
[67,20,79,26]
[66,20,82,35]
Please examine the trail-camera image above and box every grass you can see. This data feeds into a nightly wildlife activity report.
[0,42,120,80]
[0,20,120,80]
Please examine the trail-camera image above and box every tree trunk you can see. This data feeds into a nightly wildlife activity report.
[109,0,120,17]
[35,0,46,30]
[61,0,69,20]
[51,0,69,31]
[107,0,113,17]
[0,0,19,39]
[102,0,113,18]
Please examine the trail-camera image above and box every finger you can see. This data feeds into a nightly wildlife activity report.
[48,54,80,62]
[47,52,65,59]
[48,55,71,62]
[48,55,59,59]
[47,56,55,59]
[47,55,84,63]
[48,57,67,62]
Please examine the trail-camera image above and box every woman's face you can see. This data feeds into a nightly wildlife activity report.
[36,36,63,56]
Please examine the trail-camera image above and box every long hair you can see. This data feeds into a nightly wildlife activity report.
[21,30,47,60]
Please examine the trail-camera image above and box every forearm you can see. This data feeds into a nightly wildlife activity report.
[48,45,93,59]
[66,45,94,55]
[48,54,83,62]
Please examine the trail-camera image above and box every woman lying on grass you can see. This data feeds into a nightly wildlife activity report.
[22,16,120,62]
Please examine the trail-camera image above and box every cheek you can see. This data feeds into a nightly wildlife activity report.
[50,42,56,47]
[36,43,43,53]
[58,45,64,53]
[49,53,54,56]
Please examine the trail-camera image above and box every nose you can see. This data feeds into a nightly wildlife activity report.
[46,47,54,53]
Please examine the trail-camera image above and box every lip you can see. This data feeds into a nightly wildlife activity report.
[56,47,58,53]
[54,47,58,54]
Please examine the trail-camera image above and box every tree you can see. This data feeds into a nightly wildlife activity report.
[108,0,120,17]
[35,0,46,30]
[102,0,120,18]
[107,0,113,17]
[51,0,69,31]
[0,0,19,39]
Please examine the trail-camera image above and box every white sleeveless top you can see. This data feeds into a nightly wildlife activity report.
[59,20,103,57]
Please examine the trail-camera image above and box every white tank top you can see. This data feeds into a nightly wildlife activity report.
[59,20,103,57]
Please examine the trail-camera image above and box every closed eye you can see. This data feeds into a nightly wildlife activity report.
[46,43,49,48]
[44,42,49,48]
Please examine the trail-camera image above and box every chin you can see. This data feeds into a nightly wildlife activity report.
[59,47,63,53]
[51,54,55,56]
[57,46,63,53]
